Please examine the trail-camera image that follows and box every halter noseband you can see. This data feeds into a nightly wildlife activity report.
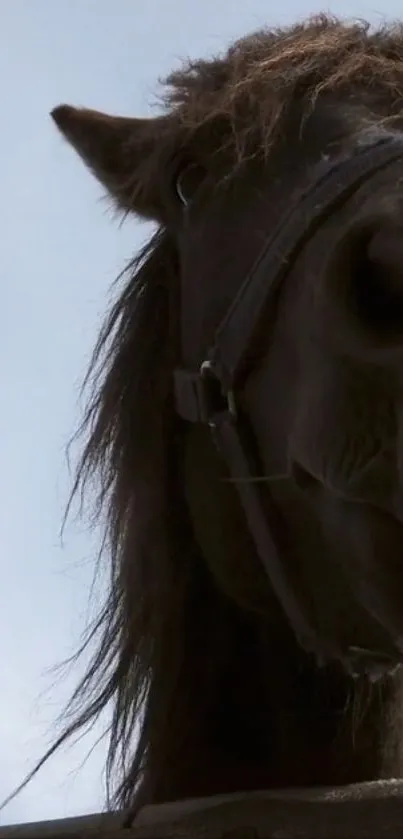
[173,135,403,672]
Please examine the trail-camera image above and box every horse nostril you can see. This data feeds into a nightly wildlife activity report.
[291,463,317,491]
[330,220,403,344]
[351,229,403,336]
[323,214,403,361]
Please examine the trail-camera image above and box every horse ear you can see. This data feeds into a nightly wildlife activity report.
[51,105,167,220]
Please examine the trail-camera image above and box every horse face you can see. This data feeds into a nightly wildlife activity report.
[51,103,403,675]
[166,139,403,674]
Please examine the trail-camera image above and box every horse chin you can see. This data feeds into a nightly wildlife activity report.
[269,476,403,679]
[313,494,403,680]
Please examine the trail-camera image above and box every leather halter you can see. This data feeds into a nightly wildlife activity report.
[173,135,403,670]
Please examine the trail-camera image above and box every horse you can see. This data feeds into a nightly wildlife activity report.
[20,13,403,818]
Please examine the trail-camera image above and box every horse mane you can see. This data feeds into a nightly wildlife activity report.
[63,229,189,808]
[6,13,403,817]
[118,14,403,211]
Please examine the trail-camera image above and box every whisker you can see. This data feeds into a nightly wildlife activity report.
[220,473,290,484]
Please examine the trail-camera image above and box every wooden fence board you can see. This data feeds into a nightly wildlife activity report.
[2,780,403,838]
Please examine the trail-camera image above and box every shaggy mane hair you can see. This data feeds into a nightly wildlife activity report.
[122,13,403,203]
[6,14,403,817]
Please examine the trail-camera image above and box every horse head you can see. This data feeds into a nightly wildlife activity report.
[47,15,403,810]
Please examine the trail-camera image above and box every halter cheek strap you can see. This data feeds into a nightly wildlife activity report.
[173,136,403,669]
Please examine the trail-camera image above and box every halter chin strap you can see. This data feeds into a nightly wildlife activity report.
[173,135,403,669]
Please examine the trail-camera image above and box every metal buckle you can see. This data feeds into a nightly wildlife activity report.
[199,360,236,428]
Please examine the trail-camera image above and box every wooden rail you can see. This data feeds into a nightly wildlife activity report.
[2,781,403,838]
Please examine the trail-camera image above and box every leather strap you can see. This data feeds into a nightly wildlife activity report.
[211,412,339,659]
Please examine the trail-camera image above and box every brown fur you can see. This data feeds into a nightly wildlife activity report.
[6,14,403,818]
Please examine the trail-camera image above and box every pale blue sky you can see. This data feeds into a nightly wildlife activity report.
[1,0,401,827]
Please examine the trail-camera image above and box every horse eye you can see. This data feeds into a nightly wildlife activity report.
[175,163,206,208]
